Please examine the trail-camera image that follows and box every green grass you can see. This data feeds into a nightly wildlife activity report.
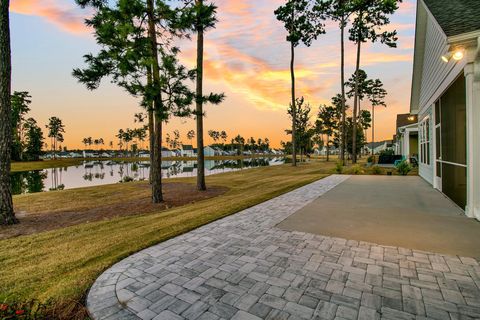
[0,160,339,318]
[11,154,281,172]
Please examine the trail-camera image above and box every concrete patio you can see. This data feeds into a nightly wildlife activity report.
[87,175,480,320]
[278,175,480,258]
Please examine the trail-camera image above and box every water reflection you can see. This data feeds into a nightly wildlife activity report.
[11,157,285,195]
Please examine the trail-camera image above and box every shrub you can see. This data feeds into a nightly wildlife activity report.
[367,155,374,163]
[351,165,363,175]
[396,160,412,176]
[121,176,134,183]
[371,165,383,175]
[379,149,395,157]
[334,161,343,174]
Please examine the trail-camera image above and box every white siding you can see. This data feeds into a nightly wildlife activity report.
[418,15,457,112]
[418,106,434,185]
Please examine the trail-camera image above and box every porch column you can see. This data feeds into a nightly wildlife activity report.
[404,131,410,158]
[465,55,480,220]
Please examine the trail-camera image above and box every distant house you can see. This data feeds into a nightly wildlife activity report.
[204,146,217,157]
[83,151,96,158]
[68,152,82,158]
[314,146,339,156]
[364,140,393,155]
[181,145,196,157]
[410,0,480,216]
[394,114,418,160]
[161,147,175,158]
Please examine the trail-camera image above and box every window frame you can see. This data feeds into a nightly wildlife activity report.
[419,116,431,166]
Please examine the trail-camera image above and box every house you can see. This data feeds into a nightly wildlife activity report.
[138,151,150,158]
[181,145,196,157]
[69,152,83,158]
[161,147,175,158]
[394,114,419,160]
[204,146,220,157]
[313,146,339,156]
[364,140,393,155]
[410,0,480,218]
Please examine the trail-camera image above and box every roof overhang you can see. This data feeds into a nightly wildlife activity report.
[410,1,480,115]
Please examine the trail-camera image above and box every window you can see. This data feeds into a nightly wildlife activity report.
[419,117,431,165]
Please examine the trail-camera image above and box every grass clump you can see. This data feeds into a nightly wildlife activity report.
[371,165,383,175]
[334,161,343,174]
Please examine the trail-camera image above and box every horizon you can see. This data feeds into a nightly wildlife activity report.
[10,0,416,149]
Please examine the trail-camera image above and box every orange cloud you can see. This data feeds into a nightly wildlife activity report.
[10,0,88,34]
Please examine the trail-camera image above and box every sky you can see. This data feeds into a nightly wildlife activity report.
[9,0,417,149]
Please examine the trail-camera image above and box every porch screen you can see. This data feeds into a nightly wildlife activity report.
[440,74,466,209]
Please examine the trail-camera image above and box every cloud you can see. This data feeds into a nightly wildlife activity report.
[10,0,88,34]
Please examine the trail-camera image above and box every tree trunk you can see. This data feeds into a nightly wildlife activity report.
[147,0,164,203]
[372,103,375,158]
[152,112,163,202]
[340,18,347,166]
[290,40,297,166]
[195,0,206,191]
[147,66,154,184]
[289,4,297,167]
[326,139,330,162]
[0,0,15,225]
[352,38,362,164]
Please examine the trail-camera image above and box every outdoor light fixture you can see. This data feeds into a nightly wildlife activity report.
[441,53,451,62]
[441,48,465,62]
[452,48,464,60]
[408,116,415,121]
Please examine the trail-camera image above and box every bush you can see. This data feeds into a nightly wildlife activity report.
[121,176,134,183]
[396,160,412,176]
[371,165,383,175]
[367,155,374,163]
[379,149,394,157]
[350,165,363,175]
[334,161,343,174]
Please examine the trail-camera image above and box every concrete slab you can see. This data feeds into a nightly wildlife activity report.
[278,175,480,258]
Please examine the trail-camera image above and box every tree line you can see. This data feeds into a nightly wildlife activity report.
[275,0,399,166]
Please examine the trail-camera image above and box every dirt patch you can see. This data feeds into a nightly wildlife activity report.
[1,183,227,240]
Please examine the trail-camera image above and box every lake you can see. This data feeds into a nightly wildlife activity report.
[11,158,286,195]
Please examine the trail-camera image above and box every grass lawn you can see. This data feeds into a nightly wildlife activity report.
[10,154,281,172]
[0,160,338,318]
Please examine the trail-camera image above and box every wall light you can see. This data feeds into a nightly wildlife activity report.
[452,48,464,60]
[442,48,465,63]
[441,53,451,62]
[407,116,415,121]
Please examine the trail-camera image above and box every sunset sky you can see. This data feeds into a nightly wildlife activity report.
[9,0,416,149]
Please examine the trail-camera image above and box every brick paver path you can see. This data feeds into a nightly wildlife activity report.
[87,175,480,320]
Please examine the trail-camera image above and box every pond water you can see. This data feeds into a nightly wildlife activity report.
[11,158,286,195]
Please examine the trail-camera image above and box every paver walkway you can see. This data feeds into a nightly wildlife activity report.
[87,175,480,320]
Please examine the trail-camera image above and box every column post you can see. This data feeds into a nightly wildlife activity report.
[464,45,480,219]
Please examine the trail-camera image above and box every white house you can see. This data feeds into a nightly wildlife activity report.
[410,0,480,218]
[161,147,175,158]
[314,146,340,156]
[394,114,419,160]
[204,146,217,157]
[364,140,393,155]
[181,145,196,157]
